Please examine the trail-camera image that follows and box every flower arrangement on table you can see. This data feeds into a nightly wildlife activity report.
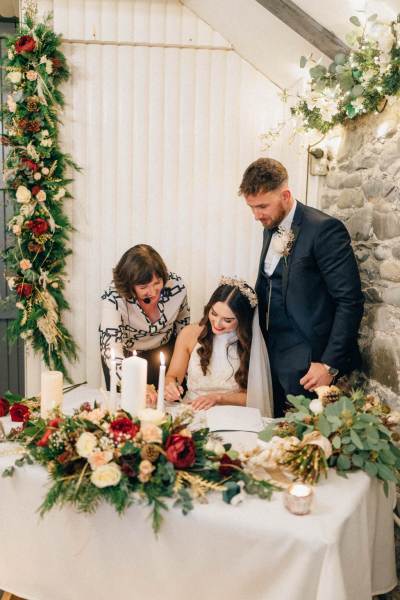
[0,6,78,378]
[258,386,400,494]
[2,403,278,532]
[291,13,400,133]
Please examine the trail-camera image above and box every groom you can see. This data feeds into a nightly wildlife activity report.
[240,158,364,417]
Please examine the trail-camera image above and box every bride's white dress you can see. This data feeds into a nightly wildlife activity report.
[185,331,240,402]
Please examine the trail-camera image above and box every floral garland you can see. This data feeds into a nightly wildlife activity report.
[2,402,278,533]
[0,10,78,378]
[291,13,400,134]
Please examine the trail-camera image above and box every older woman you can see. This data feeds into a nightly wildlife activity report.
[99,244,190,391]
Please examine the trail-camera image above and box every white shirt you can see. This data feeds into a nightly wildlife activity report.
[264,199,297,276]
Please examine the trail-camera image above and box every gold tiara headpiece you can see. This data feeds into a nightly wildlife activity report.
[219,276,258,308]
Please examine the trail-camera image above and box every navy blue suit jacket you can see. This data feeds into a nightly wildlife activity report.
[255,201,364,374]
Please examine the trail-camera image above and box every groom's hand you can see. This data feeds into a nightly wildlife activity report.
[300,362,333,391]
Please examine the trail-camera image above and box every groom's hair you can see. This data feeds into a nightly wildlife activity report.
[238,158,288,196]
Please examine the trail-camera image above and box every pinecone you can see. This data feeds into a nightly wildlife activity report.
[316,385,340,404]
[26,96,39,112]
[141,444,160,462]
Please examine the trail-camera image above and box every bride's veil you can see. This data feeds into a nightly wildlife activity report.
[247,307,273,417]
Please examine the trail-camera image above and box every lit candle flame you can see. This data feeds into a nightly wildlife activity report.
[133,350,137,357]
[160,351,165,366]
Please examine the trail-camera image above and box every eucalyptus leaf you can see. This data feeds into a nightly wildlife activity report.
[332,435,341,449]
[365,461,378,477]
[380,448,396,466]
[335,53,347,65]
[351,454,364,468]
[367,13,378,22]
[349,15,361,27]
[350,429,364,450]
[377,463,397,482]
[351,85,364,98]
[317,415,331,437]
[337,454,351,471]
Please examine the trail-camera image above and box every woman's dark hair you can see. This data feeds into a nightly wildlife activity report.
[113,244,169,300]
[197,284,255,390]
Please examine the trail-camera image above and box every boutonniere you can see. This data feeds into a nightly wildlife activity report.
[270,227,295,265]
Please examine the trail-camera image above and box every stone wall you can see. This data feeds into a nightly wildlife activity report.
[318,100,400,406]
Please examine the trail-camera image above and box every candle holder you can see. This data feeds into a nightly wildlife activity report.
[284,483,314,515]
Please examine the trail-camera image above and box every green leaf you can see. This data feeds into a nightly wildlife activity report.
[332,435,341,449]
[365,461,378,477]
[300,56,307,68]
[380,448,396,466]
[2,466,15,477]
[222,481,241,504]
[367,13,378,22]
[316,415,331,437]
[349,16,361,27]
[334,52,347,65]
[351,85,364,98]
[121,441,135,456]
[258,425,275,442]
[377,463,397,482]
[350,429,364,450]
[351,453,364,468]
[326,416,342,430]
[337,454,351,471]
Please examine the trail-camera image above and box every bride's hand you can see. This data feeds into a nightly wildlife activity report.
[190,394,219,411]
[164,381,183,402]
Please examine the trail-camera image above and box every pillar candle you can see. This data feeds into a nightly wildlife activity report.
[121,354,147,416]
[41,371,63,419]
[157,352,166,412]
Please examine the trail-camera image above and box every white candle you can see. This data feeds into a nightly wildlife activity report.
[284,483,314,515]
[109,349,118,413]
[157,352,166,412]
[41,371,63,419]
[121,354,147,416]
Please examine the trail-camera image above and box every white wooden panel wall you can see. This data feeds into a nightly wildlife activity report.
[26,0,308,393]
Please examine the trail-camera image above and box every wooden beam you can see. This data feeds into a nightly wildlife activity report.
[255,0,349,60]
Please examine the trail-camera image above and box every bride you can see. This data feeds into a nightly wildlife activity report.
[164,277,273,415]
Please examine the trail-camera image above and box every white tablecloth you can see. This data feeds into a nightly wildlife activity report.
[0,387,397,600]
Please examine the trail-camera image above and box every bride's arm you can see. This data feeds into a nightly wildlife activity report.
[190,390,246,411]
[165,325,200,401]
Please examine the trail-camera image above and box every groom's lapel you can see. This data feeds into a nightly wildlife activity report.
[258,228,273,275]
[282,201,304,300]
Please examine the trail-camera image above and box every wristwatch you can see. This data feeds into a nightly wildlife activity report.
[323,364,339,379]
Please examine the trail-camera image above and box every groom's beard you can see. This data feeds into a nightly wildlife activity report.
[261,206,287,229]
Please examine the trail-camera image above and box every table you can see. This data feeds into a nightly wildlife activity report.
[0,387,397,600]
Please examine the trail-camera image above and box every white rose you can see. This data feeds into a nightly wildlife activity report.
[20,204,35,217]
[33,172,42,181]
[138,408,166,426]
[16,185,31,204]
[205,438,225,457]
[6,94,16,113]
[7,277,16,289]
[36,190,46,202]
[88,449,113,470]
[7,71,22,84]
[309,398,324,415]
[41,167,50,175]
[90,462,121,488]
[76,432,98,458]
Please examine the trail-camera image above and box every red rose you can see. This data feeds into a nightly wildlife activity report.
[0,397,10,417]
[26,218,49,235]
[31,185,41,195]
[15,35,36,54]
[110,417,140,440]
[218,453,242,476]
[21,158,39,172]
[10,403,30,422]
[16,283,33,298]
[165,434,196,469]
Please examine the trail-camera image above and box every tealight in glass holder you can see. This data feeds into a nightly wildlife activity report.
[284,483,314,515]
